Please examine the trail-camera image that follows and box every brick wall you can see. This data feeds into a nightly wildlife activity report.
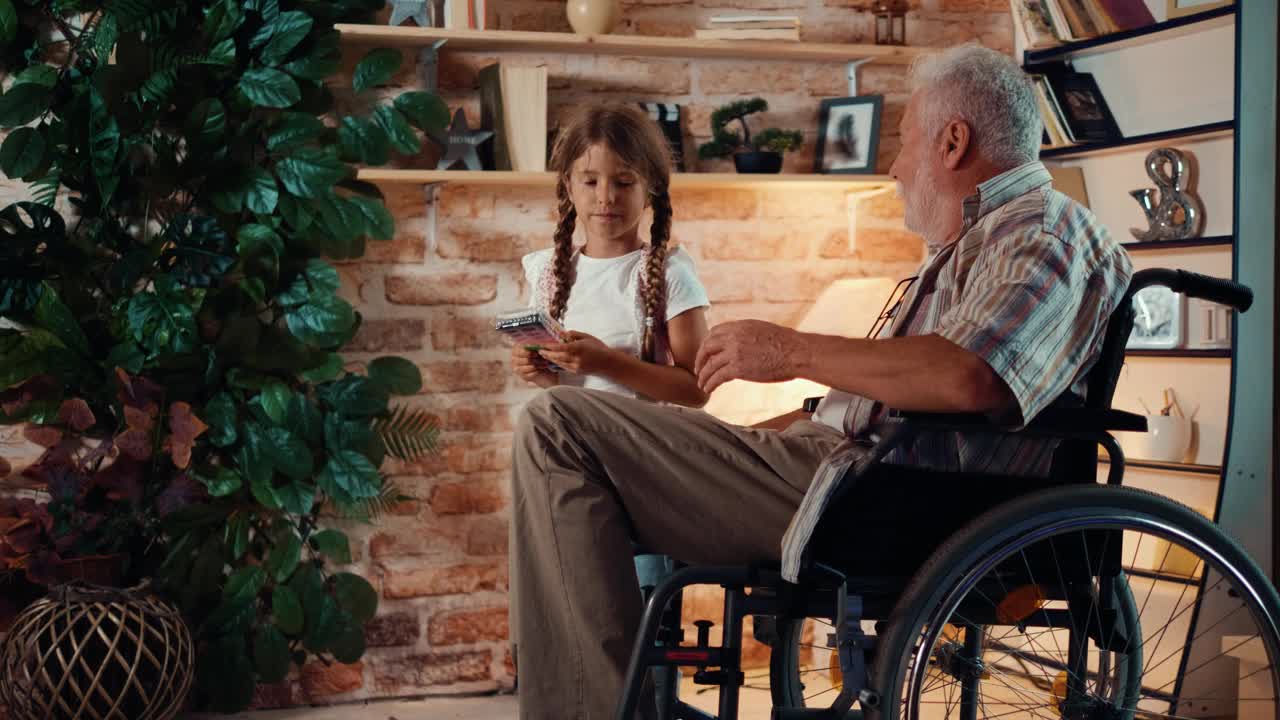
[0,0,1012,707]
[308,0,1011,704]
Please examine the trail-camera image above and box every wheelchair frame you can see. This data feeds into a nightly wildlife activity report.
[614,269,1258,720]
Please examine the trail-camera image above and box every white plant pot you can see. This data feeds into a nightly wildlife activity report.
[1116,415,1193,463]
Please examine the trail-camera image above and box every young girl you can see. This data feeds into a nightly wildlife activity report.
[511,103,710,407]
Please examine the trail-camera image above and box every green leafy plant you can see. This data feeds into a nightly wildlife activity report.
[0,0,449,711]
[697,97,804,159]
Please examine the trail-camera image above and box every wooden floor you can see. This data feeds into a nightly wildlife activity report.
[183,676,782,719]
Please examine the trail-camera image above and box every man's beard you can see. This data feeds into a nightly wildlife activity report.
[899,163,947,249]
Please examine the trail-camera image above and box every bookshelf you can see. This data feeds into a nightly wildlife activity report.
[1022,4,1236,66]
[1039,120,1234,160]
[355,168,896,190]
[1099,456,1222,477]
[335,24,929,64]
[1023,7,1238,503]
[1127,348,1231,359]
[1120,236,1233,252]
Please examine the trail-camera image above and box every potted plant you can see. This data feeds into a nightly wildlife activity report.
[697,97,804,174]
[0,0,450,712]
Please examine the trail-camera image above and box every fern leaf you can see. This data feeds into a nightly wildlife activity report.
[32,169,61,208]
[139,67,176,104]
[334,477,412,521]
[373,405,439,462]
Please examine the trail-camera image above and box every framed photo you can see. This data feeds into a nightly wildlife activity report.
[1127,286,1184,349]
[637,101,686,172]
[1167,0,1233,19]
[815,95,883,175]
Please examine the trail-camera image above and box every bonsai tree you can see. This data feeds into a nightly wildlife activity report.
[697,97,804,159]
[0,0,449,711]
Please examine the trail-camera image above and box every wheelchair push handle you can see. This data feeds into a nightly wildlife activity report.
[1130,268,1253,312]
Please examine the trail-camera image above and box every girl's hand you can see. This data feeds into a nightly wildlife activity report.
[536,331,614,375]
[511,343,558,388]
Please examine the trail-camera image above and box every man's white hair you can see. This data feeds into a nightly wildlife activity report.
[909,44,1042,169]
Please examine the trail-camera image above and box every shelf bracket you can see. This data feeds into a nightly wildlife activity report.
[846,58,873,96]
[417,38,448,93]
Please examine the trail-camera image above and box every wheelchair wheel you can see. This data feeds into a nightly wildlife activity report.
[768,576,1143,712]
[769,614,846,707]
[869,485,1280,720]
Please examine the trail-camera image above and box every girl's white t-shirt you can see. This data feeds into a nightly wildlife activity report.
[521,246,710,398]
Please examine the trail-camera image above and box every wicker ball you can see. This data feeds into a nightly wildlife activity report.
[0,582,194,720]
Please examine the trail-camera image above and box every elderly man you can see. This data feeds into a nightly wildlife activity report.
[508,44,1133,718]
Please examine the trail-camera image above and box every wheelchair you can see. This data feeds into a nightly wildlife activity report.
[618,268,1280,720]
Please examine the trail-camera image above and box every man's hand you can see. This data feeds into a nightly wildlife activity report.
[536,331,615,375]
[694,320,803,395]
[512,343,558,388]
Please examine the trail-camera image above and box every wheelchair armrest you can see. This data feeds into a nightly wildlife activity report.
[889,407,1148,435]
[887,410,994,430]
[1026,407,1147,434]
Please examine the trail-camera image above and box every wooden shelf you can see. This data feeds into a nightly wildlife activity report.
[1023,4,1236,66]
[1040,121,1234,160]
[1121,236,1234,252]
[335,24,929,64]
[356,168,896,190]
[1099,456,1221,477]
[1127,348,1232,358]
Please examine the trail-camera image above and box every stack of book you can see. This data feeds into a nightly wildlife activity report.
[694,15,801,42]
[1032,69,1122,150]
[1011,0,1155,48]
[478,63,548,172]
[444,0,487,30]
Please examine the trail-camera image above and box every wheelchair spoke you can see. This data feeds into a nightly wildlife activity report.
[1019,550,1070,666]
[1138,548,1204,675]
[912,532,1270,720]
[951,613,1085,704]
[1130,573,1226,661]
[803,683,839,704]
[1149,630,1263,695]
[782,490,1280,720]
[1133,708,1228,720]
[795,642,834,652]
[1139,598,1251,685]
[917,633,1067,719]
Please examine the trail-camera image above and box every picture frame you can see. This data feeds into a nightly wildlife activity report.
[1127,286,1185,349]
[815,95,883,175]
[637,101,686,172]
[1167,0,1233,19]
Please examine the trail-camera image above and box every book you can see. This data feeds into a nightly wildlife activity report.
[1081,0,1119,35]
[1036,74,1077,143]
[705,19,800,30]
[1042,70,1121,143]
[478,64,549,172]
[1057,0,1100,38]
[1010,0,1061,49]
[1042,0,1079,41]
[1033,78,1073,148]
[1097,0,1155,30]
[694,27,801,41]
[707,14,800,24]
[472,0,486,30]
[638,102,686,172]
